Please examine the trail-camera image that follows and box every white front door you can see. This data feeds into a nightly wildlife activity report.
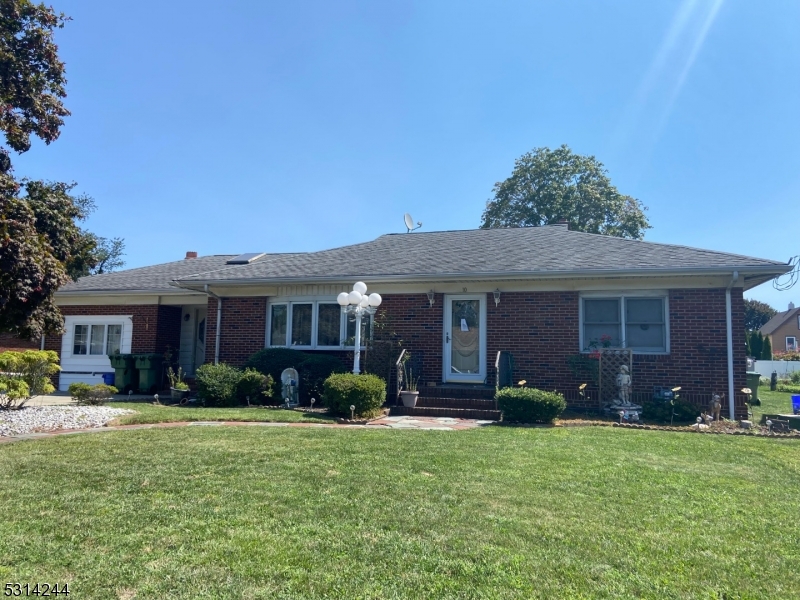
[443,295,487,383]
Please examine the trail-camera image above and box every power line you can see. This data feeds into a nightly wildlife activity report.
[774,255,800,291]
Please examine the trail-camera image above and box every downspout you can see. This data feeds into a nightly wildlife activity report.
[205,284,222,365]
[725,271,739,420]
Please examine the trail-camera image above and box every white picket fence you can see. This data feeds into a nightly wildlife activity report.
[751,360,800,378]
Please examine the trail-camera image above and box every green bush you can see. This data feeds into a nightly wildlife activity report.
[0,350,60,409]
[244,348,346,404]
[776,383,800,394]
[236,369,274,405]
[790,371,800,385]
[298,354,347,403]
[496,388,566,423]
[196,363,242,407]
[323,373,386,418]
[68,382,118,405]
[641,399,699,423]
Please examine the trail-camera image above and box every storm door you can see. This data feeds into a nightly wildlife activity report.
[443,295,487,383]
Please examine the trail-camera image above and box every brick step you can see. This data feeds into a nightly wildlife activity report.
[419,386,496,400]
[413,397,497,410]
[390,405,501,420]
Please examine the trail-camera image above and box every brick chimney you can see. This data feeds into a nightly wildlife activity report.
[185,251,198,259]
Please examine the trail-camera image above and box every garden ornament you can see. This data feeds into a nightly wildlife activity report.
[710,393,723,422]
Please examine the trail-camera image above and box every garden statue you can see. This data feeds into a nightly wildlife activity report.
[615,365,632,406]
[605,364,641,421]
[710,393,723,422]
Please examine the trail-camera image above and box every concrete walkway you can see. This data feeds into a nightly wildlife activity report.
[0,415,495,445]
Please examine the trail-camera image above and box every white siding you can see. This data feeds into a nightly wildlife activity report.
[59,315,133,391]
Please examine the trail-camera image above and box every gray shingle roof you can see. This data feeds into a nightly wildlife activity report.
[174,226,789,285]
[759,308,800,335]
[58,255,237,293]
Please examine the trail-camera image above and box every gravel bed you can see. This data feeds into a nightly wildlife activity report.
[0,406,135,437]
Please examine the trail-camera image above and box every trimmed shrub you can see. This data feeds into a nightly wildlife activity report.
[236,369,274,405]
[790,370,800,385]
[323,373,386,418]
[298,354,347,403]
[196,363,242,407]
[496,388,566,423]
[0,350,60,409]
[244,348,346,404]
[762,336,772,360]
[69,382,118,405]
[776,383,800,394]
[641,399,699,423]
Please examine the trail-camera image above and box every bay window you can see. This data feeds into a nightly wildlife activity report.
[268,299,371,349]
[581,294,668,353]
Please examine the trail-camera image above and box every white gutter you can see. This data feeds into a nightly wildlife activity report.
[169,264,790,291]
[725,271,739,420]
[205,284,223,365]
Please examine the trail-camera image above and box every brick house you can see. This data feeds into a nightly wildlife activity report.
[45,225,789,419]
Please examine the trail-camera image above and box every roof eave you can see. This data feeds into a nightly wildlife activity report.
[171,264,792,291]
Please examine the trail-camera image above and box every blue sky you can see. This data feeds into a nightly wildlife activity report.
[13,0,800,310]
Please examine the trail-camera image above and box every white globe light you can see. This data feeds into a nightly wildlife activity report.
[347,291,362,305]
[353,281,368,295]
[368,293,382,307]
[359,295,370,307]
[337,292,349,306]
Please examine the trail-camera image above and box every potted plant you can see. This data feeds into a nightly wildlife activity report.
[167,366,190,402]
[400,352,420,407]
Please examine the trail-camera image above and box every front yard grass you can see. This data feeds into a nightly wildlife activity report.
[106,400,334,426]
[1,426,799,599]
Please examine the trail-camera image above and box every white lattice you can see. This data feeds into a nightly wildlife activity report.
[599,349,633,405]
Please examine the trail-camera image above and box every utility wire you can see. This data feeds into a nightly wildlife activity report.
[773,255,800,291]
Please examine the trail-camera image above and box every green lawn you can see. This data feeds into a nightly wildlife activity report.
[107,400,334,426]
[753,389,797,423]
[1,426,799,599]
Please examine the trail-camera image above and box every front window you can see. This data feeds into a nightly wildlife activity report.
[582,295,667,353]
[788,337,798,352]
[73,323,124,356]
[268,299,372,349]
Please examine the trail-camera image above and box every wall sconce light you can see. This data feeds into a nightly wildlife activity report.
[493,289,501,307]
[427,290,435,308]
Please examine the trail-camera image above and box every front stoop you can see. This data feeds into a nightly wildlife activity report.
[390,405,502,420]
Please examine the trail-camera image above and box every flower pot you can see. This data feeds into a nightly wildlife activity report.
[171,387,190,403]
[400,391,419,408]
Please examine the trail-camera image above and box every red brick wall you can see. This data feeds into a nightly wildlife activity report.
[362,288,747,417]
[205,297,267,366]
[0,333,40,352]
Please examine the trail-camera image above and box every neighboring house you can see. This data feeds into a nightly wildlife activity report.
[759,303,800,353]
[47,225,790,418]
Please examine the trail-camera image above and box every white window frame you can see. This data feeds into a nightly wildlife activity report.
[67,316,131,359]
[787,336,798,352]
[266,297,370,350]
[579,291,670,354]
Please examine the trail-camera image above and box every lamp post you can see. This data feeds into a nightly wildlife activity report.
[337,281,382,374]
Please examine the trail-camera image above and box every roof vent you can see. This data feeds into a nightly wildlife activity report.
[185,251,198,259]
[226,252,265,265]
[790,302,796,310]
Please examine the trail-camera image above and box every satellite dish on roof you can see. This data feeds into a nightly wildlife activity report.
[404,213,422,233]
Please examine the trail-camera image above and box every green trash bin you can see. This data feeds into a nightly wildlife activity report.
[135,353,164,394]
[109,353,138,393]
[746,371,761,406]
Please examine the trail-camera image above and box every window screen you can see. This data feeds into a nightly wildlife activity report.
[89,325,106,355]
[317,304,341,346]
[583,298,621,348]
[107,324,122,355]
[291,304,313,346]
[270,305,287,346]
[73,325,88,355]
[625,298,665,351]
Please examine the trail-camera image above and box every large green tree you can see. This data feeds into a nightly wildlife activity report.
[480,145,651,239]
[743,298,778,331]
[0,1,123,339]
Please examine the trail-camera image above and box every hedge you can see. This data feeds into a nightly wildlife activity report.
[244,348,345,404]
[496,387,566,423]
[196,363,242,407]
[323,373,386,418]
